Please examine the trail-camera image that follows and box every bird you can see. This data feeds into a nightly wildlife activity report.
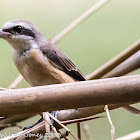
[0,19,85,87]
[0,19,86,135]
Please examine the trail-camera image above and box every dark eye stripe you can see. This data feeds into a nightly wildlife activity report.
[3,27,35,38]
[21,28,35,38]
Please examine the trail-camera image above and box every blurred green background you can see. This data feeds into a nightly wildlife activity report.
[0,0,140,139]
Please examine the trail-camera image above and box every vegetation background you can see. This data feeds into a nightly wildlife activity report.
[0,0,139,139]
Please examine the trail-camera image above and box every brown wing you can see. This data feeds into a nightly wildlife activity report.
[40,43,85,81]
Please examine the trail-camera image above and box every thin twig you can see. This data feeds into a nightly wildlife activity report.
[61,116,104,125]
[0,87,10,91]
[77,122,81,140]
[47,113,70,133]
[51,0,111,44]
[104,105,115,140]
[9,74,23,89]
[47,113,79,140]
[43,112,60,140]
[43,112,51,140]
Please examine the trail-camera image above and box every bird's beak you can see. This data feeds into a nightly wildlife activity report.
[0,29,10,38]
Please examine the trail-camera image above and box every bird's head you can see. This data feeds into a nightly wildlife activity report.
[0,19,45,52]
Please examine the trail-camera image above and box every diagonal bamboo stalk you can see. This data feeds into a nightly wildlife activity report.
[85,39,140,80]
[51,0,111,44]
[103,50,140,78]
[9,74,23,89]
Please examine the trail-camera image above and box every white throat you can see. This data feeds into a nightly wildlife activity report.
[6,37,38,53]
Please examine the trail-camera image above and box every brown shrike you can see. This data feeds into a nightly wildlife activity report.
[0,19,85,87]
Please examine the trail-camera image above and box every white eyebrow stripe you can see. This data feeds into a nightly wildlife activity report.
[1,21,32,31]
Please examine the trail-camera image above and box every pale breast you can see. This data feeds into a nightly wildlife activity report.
[13,48,75,86]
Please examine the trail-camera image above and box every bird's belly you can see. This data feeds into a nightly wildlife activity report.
[13,49,75,86]
[19,64,60,86]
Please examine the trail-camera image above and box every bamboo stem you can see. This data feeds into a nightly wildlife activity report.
[0,75,139,116]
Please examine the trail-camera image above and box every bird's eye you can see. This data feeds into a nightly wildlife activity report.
[13,26,22,33]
